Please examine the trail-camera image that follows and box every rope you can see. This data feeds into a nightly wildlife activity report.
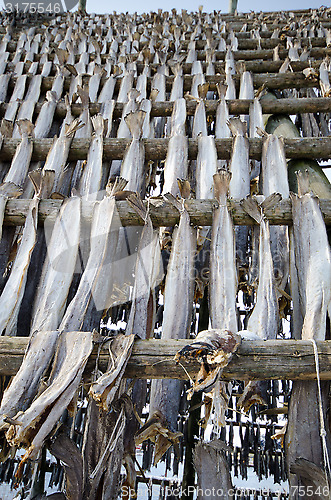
[310,339,331,483]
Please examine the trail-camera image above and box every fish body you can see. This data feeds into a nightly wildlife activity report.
[32,195,81,332]
[162,135,188,197]
[209,171,238,333]
[79,115,104,200]
[4,120,34,187]
[260,131,290,291]
[249,97,263,179]
[228,118,250,268]
[120,110,146,193]
[34,91,58,139]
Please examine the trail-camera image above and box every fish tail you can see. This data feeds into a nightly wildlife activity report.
[261,192,282,211]
[150,88,159,101]
[124,110,146,140]
[127,88,140,102]
[197,82,209,99]
[241,197,263,224]
[91,114,104,136]
[0,182,23,198]
[163,192,184,213]
[127,193,147,222]
[0,119,13,138]
[213,170,231,202]
[17,119,34,138]
[46,90,58,103]
[108,176,128,196]
[256,126,268,138]
[216,83,227,99]
[227,117,247,137]
[29,169,55,198]
[296,170,310,196]
[77,85,89,108]
[55,49,68,66]
[65,117,84,137]
[177,179,191,199]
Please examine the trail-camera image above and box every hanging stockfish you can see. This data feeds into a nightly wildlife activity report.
[31,194,81,332]
[4,75,27,122]
[215,84,230,170]
[120,110,146,193]
[195,135,218,247]
[258,129,290,293]
[0,74,10,102]
[117,69,134,103]
[191,61,205,99]
[58,177,128,332]
[33,91,59,139]
[79,114,105,200]
[227,117,250,270]
[169,63,183,101]
[136,185,196,465]
[191,83,209,139]
[0,172,47,336]
[6,330,93,480]
[238,195,280,411]
[286,171,331,497]
[238,69,254,130]
[98,74,116,103]
[4,120,34,188]
[319,59,331,97]
[162,98,188,196]
[249,95,263,180]
[194,441,234,500]
[89,65,104,102]
[42,118,83,194]
[152,70,166,138]
[0,182,22,241]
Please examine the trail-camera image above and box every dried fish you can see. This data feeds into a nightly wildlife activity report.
[31,195,81,332]
[79,114,104,200]
[136,190,196,464]
[209,171,238,333]
[259,129,290,292]
[4,120,34,188]
[6,331,93,471]
[227,118,250,269]
[34,91,58,139]
[0,182,22,241]
[120,110,146,194]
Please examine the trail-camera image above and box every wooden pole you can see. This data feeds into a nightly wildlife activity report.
[26,97,331,122]
[1,337,331,381]
[3,198,331,227]
[1,137,331,163]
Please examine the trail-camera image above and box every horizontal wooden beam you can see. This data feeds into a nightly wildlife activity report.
[3,198,331,227]
[1,137,331,162]
[1,337,331,381]
[27,97,331,122]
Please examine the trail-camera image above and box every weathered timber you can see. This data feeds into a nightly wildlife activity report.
[1,137,331,162]
[22,97,331,122]
[0,338,331,381]
[5,69,329,97]
[3,198,331,227]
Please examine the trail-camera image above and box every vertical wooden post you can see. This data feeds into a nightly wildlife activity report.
[229,0,238,14]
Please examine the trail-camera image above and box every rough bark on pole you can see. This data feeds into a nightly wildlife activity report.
[1,338,331,381]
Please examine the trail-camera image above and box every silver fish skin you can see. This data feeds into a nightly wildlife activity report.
[239,71,254,130]
[260,131,290,292]
[225,72,236,100]
[125,195,162,338]
[228,117,250,267]
[98,75,116,103]
[43,118,82,192]
[243,197,279,340]
[168,97,186,138]
[140,98,154,139]
[209,171,238,333]
[5,75,27,122]
[59,179,126,332]
[4,120,34,187]
[149,194,196,428]
[291,172,331,341]
[192,100,208,138]
[0,186,39,335]
[249,98,263,179]
[196,136,218,200]
[152,72,166,138]
[0,74,10,101]
[79,115,104,200]
[31,195,81,332]
[191,73,205,100]
[12,102,36,138]
[225,48,236,76]
[117,71,134,103]
[169,64,183,101]
[33,90,58,139]
[216,84,230,170]
[120,110,146,193]
[162,135,188,197]
[51,66,64,100]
